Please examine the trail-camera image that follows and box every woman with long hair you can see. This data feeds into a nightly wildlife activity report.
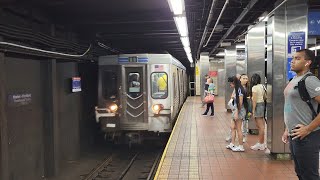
[226,76,248,152]
[249,73,266,150]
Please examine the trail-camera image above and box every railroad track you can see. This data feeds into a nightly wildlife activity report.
[81,150,162,180]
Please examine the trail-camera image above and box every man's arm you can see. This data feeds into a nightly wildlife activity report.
[292,95,320,140]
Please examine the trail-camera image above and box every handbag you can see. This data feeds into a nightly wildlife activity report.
[204,94,214,103]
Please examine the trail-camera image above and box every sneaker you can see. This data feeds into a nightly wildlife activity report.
[226,143,235,150]
[232,145,245,152]
[250,143,265,151]
[210,114,214,116]
[202,113,208,116]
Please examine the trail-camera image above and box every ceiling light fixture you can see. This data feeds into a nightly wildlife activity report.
[181,37,190,47]
[174,16,188,37]
[168,0,184,15]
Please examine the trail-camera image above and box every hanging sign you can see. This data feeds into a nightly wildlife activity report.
[308,11,320,36]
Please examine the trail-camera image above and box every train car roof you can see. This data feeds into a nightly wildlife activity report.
[98,54,186,71]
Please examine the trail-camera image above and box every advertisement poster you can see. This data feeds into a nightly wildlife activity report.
[287,32,305,80]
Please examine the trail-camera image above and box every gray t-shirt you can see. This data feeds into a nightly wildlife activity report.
[284,72,320,133]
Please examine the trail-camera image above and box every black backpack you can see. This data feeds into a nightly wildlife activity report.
[297,73,320,119]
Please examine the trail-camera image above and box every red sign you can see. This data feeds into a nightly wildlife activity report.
[209,71,218,77]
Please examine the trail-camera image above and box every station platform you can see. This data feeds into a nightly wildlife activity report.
[154,96,298,180]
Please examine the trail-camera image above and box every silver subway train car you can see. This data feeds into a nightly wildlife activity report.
[95,54,188,143]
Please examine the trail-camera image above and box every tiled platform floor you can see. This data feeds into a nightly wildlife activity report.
[155,96,299,180]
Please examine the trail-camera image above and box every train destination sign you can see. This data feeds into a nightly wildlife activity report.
[118,57,149,63]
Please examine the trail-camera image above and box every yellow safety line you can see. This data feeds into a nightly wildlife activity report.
[153,98,187,179]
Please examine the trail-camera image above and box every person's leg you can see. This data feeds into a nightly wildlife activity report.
[232,119,244,151]
[226,119,236,149]
[235,119,243,146]
[289,138,302,179]
[242,118,248,142]
[202,103,209,115]
[292,130,320,180]
[209,103,214,115]
[256,118,265,144]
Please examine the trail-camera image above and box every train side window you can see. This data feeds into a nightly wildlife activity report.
[102,71,117,99]
[151,72,168,99]
[128,73,141,93]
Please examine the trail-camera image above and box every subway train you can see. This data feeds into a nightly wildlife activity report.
[95,54,188,143]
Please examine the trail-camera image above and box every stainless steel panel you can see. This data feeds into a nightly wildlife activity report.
[267,0,308,153]
[268,5,287,153]
[209,61,224,95]
[199,53,210,99]
[246,21,266,79]
[218,69,225,97]
[224,45,237,109]
[236,49,247,75]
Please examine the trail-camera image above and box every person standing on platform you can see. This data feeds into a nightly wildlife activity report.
[226,76,248,152]
[225,74,243,142]
[240,74,249,143]
[201,74,211,107]
[202,78,215,116]
[282,49,320,180]
[250,73,266,150]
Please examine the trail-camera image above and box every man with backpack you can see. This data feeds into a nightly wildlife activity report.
[282,49,320,180]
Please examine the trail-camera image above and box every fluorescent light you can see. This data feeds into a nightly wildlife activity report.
[309,46,320,50]
[168,0,184,15]
[184,46,191,54]
[259,16,269,22]
[216,52,225,57]
[180,37,190,47]
[187,53,193,63]
[174,16,188,36]
[236,44,245,49]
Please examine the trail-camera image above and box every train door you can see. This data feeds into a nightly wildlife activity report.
[121,65,147,124]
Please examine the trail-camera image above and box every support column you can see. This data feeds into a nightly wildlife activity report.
[224,45,237,110]
[197,52,209,97]
[267,0,308,155]
[0,37,9,180]
[246,22,266,79]
[43,24,59,177]
[246,21,266,132]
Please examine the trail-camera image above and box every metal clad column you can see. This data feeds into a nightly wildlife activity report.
[224,46,237,109]
[246,22,266,79]
[246,22,266,132]
[0,37,9,180]
[267,0,308,154]
[199,53,210,98]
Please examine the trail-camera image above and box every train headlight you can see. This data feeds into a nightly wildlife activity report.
[109,104,118,112]
[152,104,164,114]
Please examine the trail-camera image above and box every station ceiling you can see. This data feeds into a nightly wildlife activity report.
[3,0,320,68]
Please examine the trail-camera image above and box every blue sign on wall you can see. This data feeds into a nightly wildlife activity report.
[72,77,81,92]
[309,11,320,36]
[287,32,305,80]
